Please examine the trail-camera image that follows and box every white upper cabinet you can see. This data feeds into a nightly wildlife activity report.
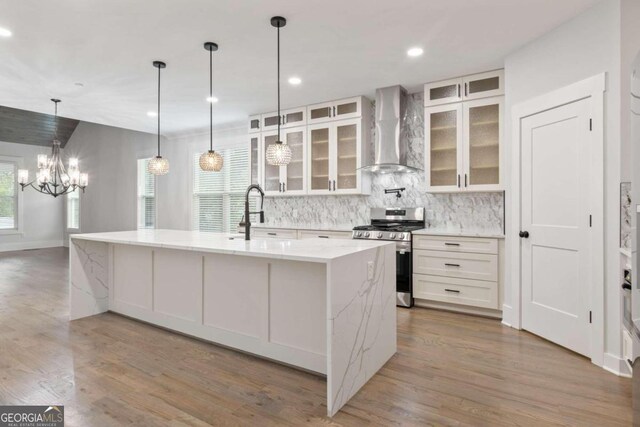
[250,95,370,197]
[307,118,370,195]
[425,95,503,193]
[248,115,261,133]
[424,78,464,107]
[261,107,307,132]
[261,126,307,196]
[424,70,504,107]
[307,96,364,124]
[462,70,504,101]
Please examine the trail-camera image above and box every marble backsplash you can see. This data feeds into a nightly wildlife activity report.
[262,93,504,234]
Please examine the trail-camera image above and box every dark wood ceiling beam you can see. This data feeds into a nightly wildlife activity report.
[0,105,80,148]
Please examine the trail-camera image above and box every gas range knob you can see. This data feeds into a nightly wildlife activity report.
[389,233,396,239]
[355,231,362,238]
[377,232,384,239]
[364,232,371,238]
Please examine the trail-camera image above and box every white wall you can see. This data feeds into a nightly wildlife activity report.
[158,125,248,230]
[504,0,625,371]
[63,122,159,241]
[0,140,64,251]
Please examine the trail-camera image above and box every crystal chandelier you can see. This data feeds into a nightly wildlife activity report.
[148,60,169,175]
[199,42,223,172]
[265,16,292,166]
[17,99,88,197]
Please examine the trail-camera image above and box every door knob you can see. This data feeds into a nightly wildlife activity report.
[519,231,529,238]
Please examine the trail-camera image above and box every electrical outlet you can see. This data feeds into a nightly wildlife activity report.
[425,209,435,220]
[367,261,374,280]
[292,209,298,218]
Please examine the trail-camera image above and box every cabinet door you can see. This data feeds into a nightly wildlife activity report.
[261,112,282,132]
[308,123,332,194]
[249,134,261,186]
[333,97,362,121]
[425,104,463,192]
[424,78,463,107]
[463,97,502,191]
[248,115,261,133]
[463,70,504,101]
[282,108,306,128]
[262,133,282,195]
[282,127,306,194]
[307,101,334,124]
[333,119,361,193]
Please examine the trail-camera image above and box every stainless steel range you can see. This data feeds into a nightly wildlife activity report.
[352,207,425,308]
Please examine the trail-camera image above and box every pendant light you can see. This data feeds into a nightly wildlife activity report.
[265,16,292,166]
[199,42,223,172]
[148,60,169,175]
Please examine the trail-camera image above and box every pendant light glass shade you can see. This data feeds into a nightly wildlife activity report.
[199,150,223,171]
[199,42,224,172]
[148,156,169,175]
[266,16,290,167]
[265,141,292,166]
[150,60,169,176]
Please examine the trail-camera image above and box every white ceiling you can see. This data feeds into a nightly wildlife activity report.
[0,0,600,136]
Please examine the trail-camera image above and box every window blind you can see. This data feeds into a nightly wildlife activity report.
[67,189,80,229]
[0,161,17,230]
[193,146,255,233]
[137,158,156,229]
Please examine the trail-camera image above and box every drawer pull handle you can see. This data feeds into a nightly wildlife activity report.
[445,289,460,293]
[318,235,329,239]
[444,263,461,267]
[267,232,277,236]
[444,243,460,246]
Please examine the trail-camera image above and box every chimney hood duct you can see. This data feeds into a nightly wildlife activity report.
[360,85,422,174]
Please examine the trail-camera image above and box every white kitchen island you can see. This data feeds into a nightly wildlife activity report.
[69,229,396,416]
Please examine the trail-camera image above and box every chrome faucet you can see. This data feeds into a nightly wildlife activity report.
[243,184,265,240]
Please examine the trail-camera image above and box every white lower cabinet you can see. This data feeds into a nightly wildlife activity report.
[251,228,351,240]
[413,234,502,312]
[297,230,352,240]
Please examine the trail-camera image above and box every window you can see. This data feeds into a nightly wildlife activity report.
[193,147,255,233]
[0,160,17,231]
[137,158,156,229]
[67,189,80,230]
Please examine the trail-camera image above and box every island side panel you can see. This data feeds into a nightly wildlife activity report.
[69,239,110,320]
[326,243,396,416]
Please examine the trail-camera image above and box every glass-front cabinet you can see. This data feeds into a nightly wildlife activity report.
[425,96,502,192]
[308,118,364,195]
[261,127,307,196]
[249,134,261,186]
[261,107,306,132]
[248,115,261,133]
[425,104,463,191]
[464,98,501,189]
[424,70,504,107]
[307,96,363,125]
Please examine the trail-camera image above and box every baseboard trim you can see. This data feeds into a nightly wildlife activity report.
[0,240,64,253]
[603,352,632,377]
[501,303,515,328]
[414,299,502,319]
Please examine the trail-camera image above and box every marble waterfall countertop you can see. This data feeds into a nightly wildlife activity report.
[70,229,393,263]
[413,228,505,239]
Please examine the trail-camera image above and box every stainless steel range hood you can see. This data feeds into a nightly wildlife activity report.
[360,85,422,174]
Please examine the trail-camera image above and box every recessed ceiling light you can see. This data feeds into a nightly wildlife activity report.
[0,27,12,37]
[206,96,219,103]
[288,76,302,85]
[74,82,84,87]
[407,47,423,57]
[147,111,157,117]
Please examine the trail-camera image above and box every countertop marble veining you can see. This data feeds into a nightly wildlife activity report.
[413,228,505,239]
[70,229,393,263]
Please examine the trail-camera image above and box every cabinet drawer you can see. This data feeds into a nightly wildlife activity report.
[413,274,498,309]
[413,235,498,254]
[297,230,352,240]
[252,228,298,239]
[413,249,497,282]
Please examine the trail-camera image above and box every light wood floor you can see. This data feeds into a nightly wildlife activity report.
[0,247,631,426]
